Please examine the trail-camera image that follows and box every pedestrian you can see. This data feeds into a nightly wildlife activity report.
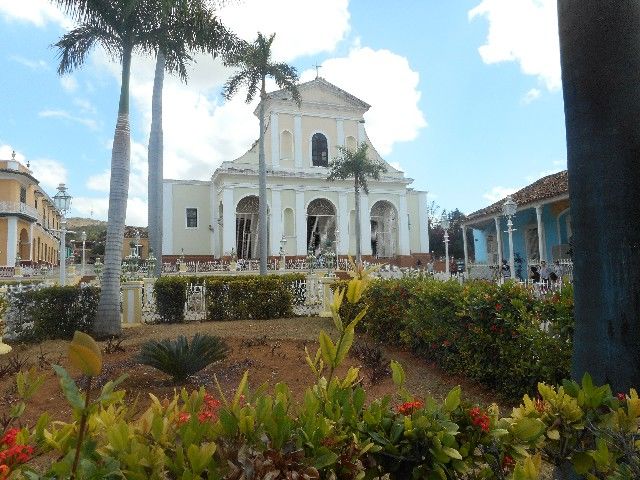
[450,257,458,276]
[539,260,551,282]
[501,259,511,279]
[530,265,540,283]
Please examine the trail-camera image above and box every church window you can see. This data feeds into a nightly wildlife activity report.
[280,130,293,160]
[345,135,357,151]
[19,186,26,204]
[186,208,198,228]
[283,208,295,236]
[306,198,336,254]
[311,133,328,167]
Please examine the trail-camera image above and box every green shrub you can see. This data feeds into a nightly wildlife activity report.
[154,276,188,323]
[5,286,99,341]
[136,334,228,382]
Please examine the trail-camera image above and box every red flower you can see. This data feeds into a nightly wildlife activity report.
[198,393,222,423]
[469,407,490,432]
[0,443,34,468]
[495,303,502,311]
[617,392,626,402]
[176,412,191,425]
[0,464,9,480]
[534,397,546,414]
[396,400,424,415]
[442,340,451,347]
[502,454,515,470]
[0,429,18,448]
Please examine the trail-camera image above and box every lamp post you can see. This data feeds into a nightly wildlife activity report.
[441,214,450,275]
[52,183,72,286]
[502,195,517,280]
[81,231,87,276]
[279,234,287,271]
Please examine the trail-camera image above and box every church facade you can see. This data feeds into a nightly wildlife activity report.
[162,78,429,263]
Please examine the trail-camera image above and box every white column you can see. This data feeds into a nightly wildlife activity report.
[336,119,345,148]
[418,192,429,253]
[462,225,469,268]
[494,216,503,266]
[535,205,545,261]
[270,189,282,256]
[357,121,365,145]
[398,194,410,255]
[338,192,349,255]
[270,112,280,168]
[360,193,372,255]
[6,217,17,266]
[29,223,34,261]
[294,115,302,168]
[162,182,173,255]
[295,190,306,255]
[210,184,217,257]
[222,187,235,255]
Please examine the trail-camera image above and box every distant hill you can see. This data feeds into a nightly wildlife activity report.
[65,218,148,243]
[67,217,106,228]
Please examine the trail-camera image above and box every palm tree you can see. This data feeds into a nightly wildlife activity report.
[558,1,640,392]
[52,0,201,337]
[222,32,300,275]
[147,1,236,277]
[327,143,387,267]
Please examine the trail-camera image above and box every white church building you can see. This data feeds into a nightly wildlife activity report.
[162,78,429,264]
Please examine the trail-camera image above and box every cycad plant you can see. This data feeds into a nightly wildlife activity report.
[137,334,228,382]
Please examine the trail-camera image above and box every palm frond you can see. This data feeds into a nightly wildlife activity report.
[327,143,387,194]
[54,24,120,74]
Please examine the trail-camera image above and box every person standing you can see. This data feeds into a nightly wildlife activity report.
[539,260,551,283]
[501,259,511,280]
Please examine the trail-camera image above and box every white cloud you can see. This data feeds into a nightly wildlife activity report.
[525,159,566,183]
[60,76,78,93]
[522,88,541,104]
[0,144,24,162]
[38,109,98,131]
[73,98,97,115]
[218,0,350,61]
[0,0,69,28]
[483,186,518,204]
[301,46,427,156]
[28,158,68,190]
[469,0,560,91]
[9,55,48,70]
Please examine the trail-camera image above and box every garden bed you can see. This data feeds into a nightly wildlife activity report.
[1,317,501,426]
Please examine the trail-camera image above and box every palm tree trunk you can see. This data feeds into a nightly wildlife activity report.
[558,0,640,392]
[148,52,165,277]
[257,79,268,275]
[354,177,362,267]
[93,44,133,338]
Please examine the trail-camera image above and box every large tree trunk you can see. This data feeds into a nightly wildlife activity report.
[148,52,165,276]
[354,177,362,267]
[93,45,133,338]
[558,1,640,391]
[257,81,268,275]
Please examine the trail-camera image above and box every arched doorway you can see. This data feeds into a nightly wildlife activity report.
[236,196,268,259]
[19,228,29,261]
[306,198,336,255]
[370,201,398,258]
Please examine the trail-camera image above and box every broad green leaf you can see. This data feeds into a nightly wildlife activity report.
[443,386,461,413]
[335,327,354,366]
[314,449,338,469]
[512,417,546,442]
[390,360,405,387]
[442,447,463,460]
[53,365,84,410]
[68,331,102,376]
[233,371,249,408]
[319,331,337,365]
[572,452,594,475]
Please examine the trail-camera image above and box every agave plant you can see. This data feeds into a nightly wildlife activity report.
[136,334,228,382]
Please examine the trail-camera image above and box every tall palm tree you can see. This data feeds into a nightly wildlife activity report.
[147,1,236,277]
[558,0,640,392]
[327,143,387,267]
[52,0,200,337]
[222,33,300,275]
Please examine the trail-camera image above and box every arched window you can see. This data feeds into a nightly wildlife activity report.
[311,133,328,167]
[306,198,336,254]
[283,208,295,236]
[280,130,293,160]
[345,135,357,151]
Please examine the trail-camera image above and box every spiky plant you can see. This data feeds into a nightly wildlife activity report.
[136,334,228,382]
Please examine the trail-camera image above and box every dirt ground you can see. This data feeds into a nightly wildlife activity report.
[0,317,507,427]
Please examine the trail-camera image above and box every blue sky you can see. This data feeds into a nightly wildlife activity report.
[0,0,566,226]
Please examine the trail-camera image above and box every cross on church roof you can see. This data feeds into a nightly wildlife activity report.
[313,63,322,79]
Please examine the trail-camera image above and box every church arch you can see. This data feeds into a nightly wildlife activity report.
[280,130,293,161]
[345,135,357,151]
[306,198,336,255]
[235,195,269,259]
[370,200,399,258]
[283,207,295,237]
[310,132,329,167]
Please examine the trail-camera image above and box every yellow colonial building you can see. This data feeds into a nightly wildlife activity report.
[0,152,61,267]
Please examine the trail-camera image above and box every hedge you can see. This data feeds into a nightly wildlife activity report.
[4,285,99,342]
[154,274,305,323]
[350,278,574,398]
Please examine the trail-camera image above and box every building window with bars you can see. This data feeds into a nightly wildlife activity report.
[186,208,198,228]
[19,187,26,204]
[311,133,328,167]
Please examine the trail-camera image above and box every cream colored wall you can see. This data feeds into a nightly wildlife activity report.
[171,183,212,255]
[279,114,295,168]
[407,192,421,253]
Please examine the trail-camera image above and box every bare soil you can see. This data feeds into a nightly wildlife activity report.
[0,317,507,427]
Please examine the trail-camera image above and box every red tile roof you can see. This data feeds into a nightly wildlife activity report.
[467,170,568,221]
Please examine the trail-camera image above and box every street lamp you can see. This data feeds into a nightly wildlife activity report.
[502,195,517,280]
[53,183,72,286]
[279,234,287,270]
[441,214,450,275]
[81,231,87,276]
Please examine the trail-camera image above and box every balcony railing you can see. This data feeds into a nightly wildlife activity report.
[0,201,40,221]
